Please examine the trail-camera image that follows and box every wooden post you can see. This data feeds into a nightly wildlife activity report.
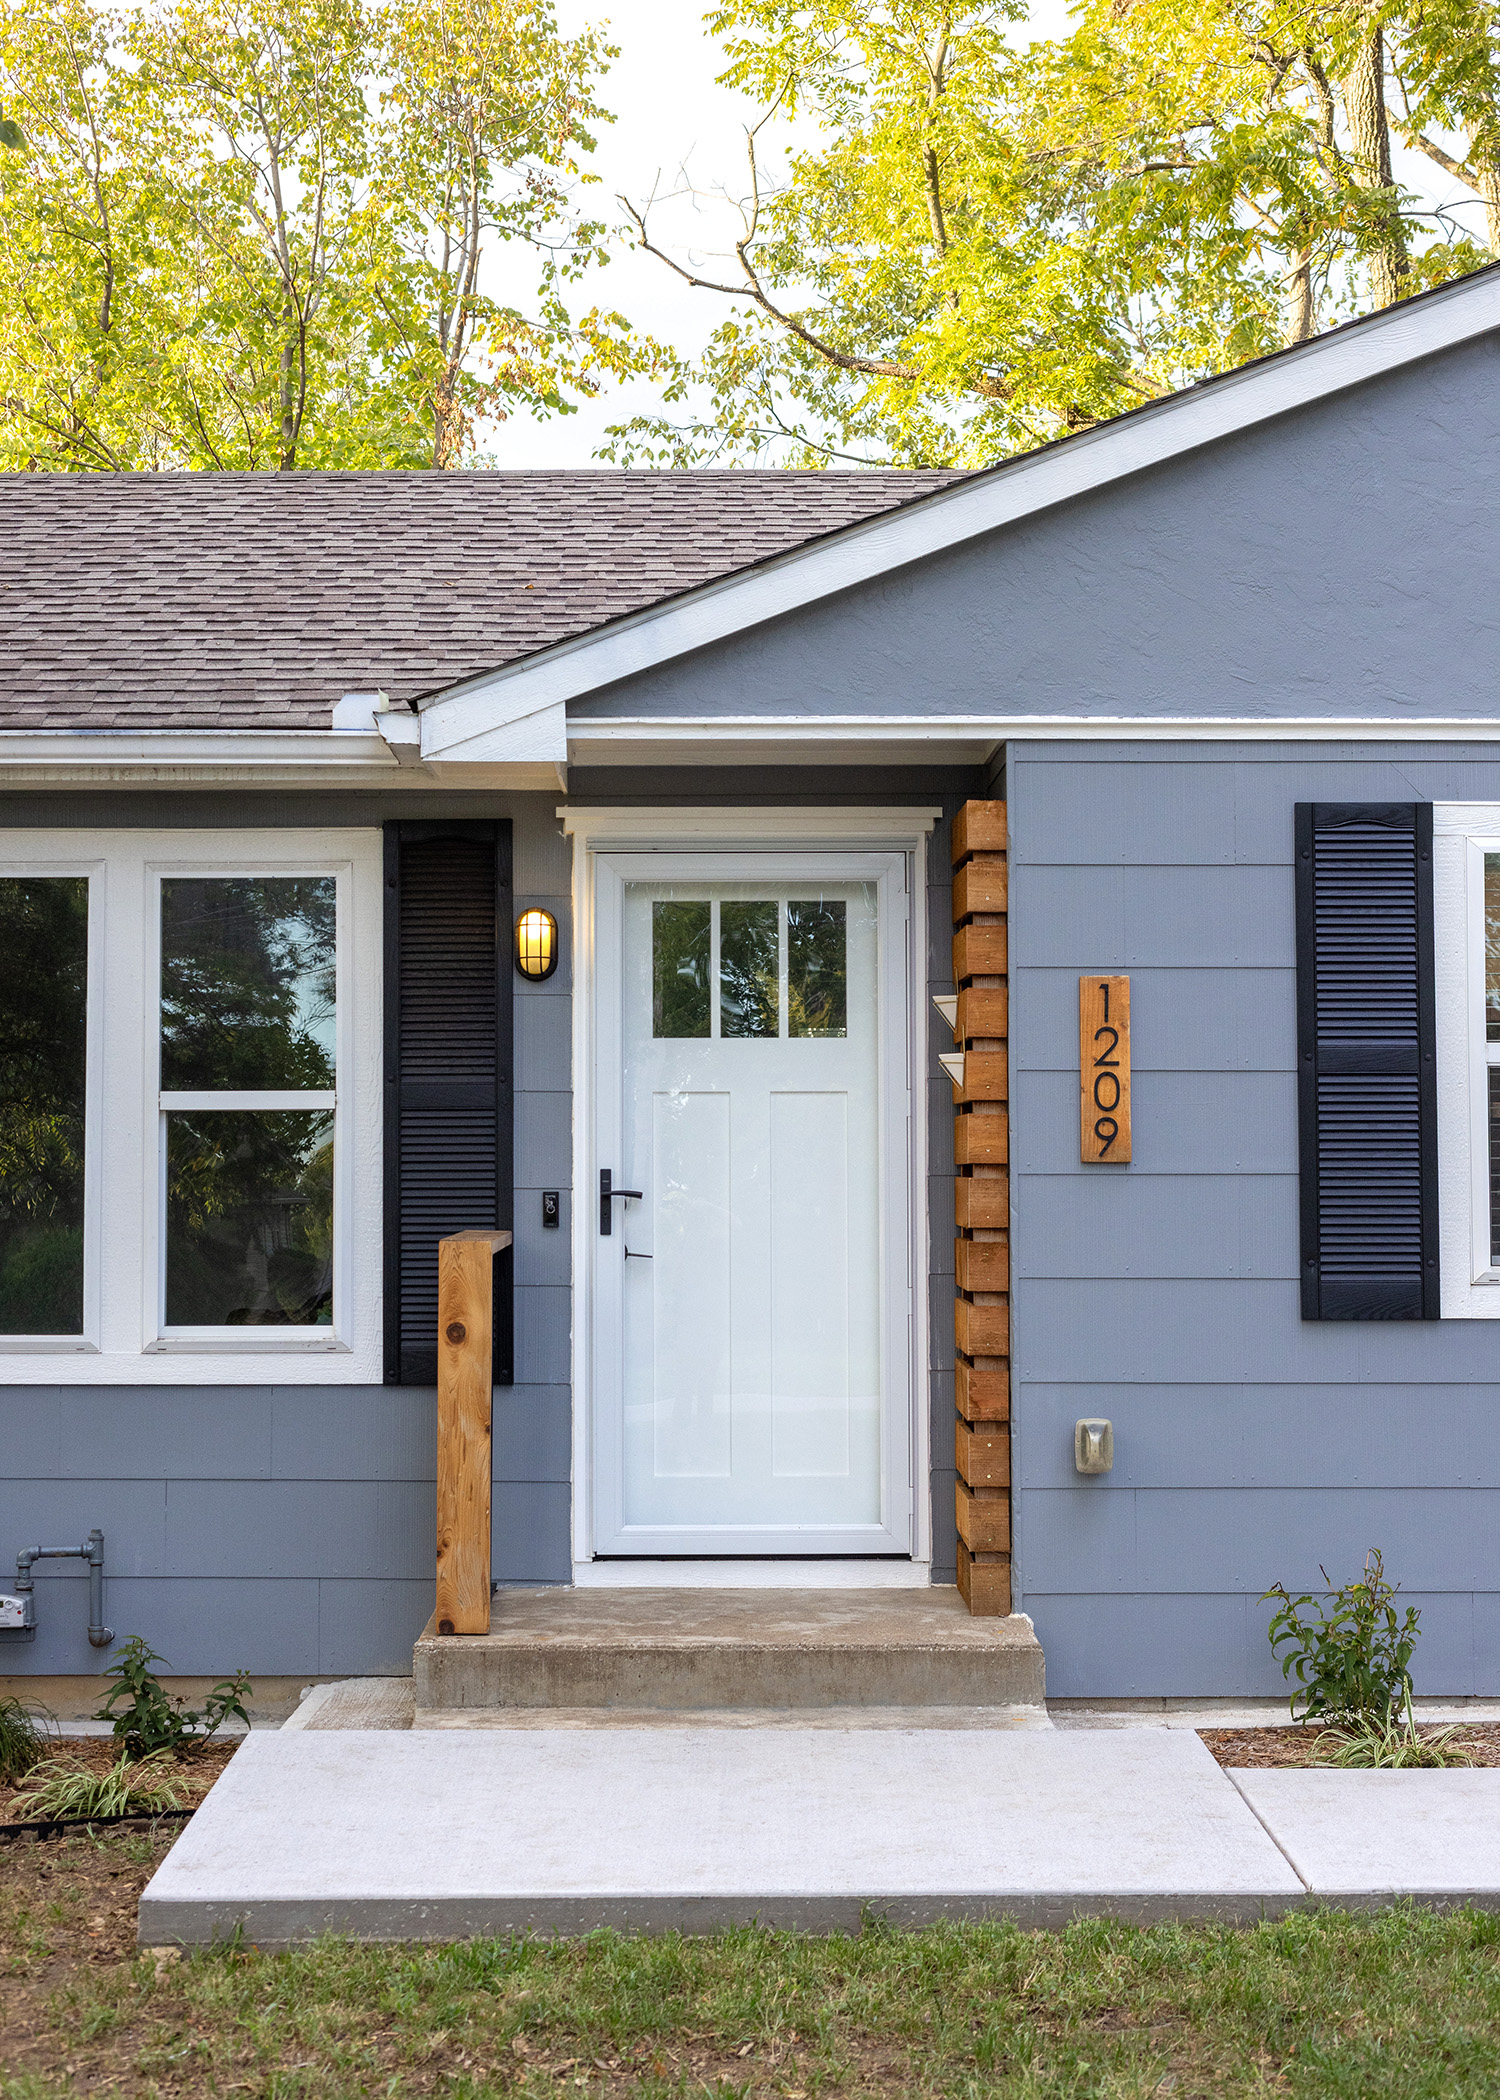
[949,799,1011,1618]
[435,1228,512,1636]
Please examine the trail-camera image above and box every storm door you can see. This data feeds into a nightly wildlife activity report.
[590,851,913,1557]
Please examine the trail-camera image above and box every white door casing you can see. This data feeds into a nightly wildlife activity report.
[587,848,916,1558]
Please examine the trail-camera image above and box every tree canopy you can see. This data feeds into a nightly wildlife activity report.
[612,0,1500,466]
[0,0,657,467]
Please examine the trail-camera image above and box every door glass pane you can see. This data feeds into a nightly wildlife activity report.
[161,877,336,1091]
[0,877,88,1335]
[652,900,711,1038]
[720,901,779,1038]
[788,899,847,1038]
[165,1109,333,1326]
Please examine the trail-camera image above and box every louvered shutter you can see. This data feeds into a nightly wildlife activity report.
[383,821,513,1384]
[1295,803,1438,1321]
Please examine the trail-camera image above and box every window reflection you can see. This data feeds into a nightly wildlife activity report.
[0,877,88,1334]
[788,899,847,1038]
[161,878,335,1091]
[165,1110,333,1326]
[652,901,711,1038]
[720,902,778,1038]
[1478,856,1487,1045]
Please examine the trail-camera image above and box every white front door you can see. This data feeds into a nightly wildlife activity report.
[590,851,913,1556]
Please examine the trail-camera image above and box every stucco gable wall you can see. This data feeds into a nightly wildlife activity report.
[566,331,1500,726]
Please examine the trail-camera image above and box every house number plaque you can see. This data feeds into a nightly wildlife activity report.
[1079,976,1131,1163]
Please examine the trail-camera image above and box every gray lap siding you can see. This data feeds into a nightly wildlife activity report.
[1009,740,1500,1697]
[0,789,573,1676]
[2,775,967,1676]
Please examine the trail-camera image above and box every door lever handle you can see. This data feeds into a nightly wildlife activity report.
[599,1168,644,1236]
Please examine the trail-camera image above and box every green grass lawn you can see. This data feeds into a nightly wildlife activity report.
[5,1828,1500,2096]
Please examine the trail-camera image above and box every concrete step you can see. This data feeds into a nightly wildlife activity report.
[413,1587,1045,1713]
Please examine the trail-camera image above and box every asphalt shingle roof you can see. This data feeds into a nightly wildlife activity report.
[0,468,965,732]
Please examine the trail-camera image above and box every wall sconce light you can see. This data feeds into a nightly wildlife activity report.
[514,908,558,982]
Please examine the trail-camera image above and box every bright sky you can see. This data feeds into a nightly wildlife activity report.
[490,0,1483,469]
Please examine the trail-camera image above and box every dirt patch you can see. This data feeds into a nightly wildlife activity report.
[0,1733,238,1823]
[1200,1722,1500,1767]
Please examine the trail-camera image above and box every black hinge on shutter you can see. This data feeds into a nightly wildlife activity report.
[1295,802,1438,1321]
[383,820,514,1384]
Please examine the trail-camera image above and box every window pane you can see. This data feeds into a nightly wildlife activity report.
[1486,856,1500,1043]
[161,878,335,1091]
[720,901,779,1038]
[165,1110,333,1326]
[788,899,847,1038]
[1490,1070,1500,1266]
[653,901,711,1038]
[0,877,88,1334]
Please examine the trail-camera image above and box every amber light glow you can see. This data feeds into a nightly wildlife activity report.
[515,908,558,981]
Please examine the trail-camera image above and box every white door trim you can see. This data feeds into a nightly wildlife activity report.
[565,806,934,1583]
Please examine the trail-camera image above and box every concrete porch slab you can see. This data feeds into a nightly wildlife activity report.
[139,1725,1298,1947]
[1229,1767,1500,1904]
[413,1587,1046,1712]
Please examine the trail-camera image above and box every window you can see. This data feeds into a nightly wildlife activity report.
[651,892,857,1043]
[1433,807,1500,1316]
[0,831,381,1381]
[0,875,91,1340]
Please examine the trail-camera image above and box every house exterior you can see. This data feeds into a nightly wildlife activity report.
[6,263,1500,1698]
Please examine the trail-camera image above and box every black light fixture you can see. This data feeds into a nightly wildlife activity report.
[514,907,558,981]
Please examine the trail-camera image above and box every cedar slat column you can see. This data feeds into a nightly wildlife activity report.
[950,801,1011,1615]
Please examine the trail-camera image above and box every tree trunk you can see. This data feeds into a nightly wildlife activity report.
[1477,153,1500,256]
[1341,26,1408,306]
[279,300,297,469]
[1284,243,1316,344]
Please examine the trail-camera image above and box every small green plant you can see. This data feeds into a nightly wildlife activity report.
[95,1636,252,1757]
[1262,1548,1420,1726]
[14,1749,182,1822]
[0,1694,55,1782]
[1319,1707,1471,1768]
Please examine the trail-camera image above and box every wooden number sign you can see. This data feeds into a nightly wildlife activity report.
[1079,976,1131,1164]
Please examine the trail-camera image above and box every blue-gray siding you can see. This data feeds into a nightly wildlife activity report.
[2,779,967,1674]
[1010,742,1500,1697]
[1,790,573,1675]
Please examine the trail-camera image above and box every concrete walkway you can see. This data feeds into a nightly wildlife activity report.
[137,1721,1500,1947]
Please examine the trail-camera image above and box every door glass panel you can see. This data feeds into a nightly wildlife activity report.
[165,1109,334,1326]
[787,898,847,1038]
[161,877,336,1090]
[652,900,711,1038]
[719,900,779,1038]
[0,876,88,1335]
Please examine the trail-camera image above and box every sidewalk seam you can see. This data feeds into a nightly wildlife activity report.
[1225,1768,1311,1892]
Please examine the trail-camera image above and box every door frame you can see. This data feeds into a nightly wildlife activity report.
[563,804,940,1585]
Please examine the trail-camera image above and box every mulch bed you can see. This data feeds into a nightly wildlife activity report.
[0,1733,238,1826]
[1200,1723,1500,1767]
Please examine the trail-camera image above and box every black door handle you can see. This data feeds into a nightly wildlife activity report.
[599,1168,644,1235]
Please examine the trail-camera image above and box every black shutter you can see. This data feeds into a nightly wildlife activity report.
[383,821,513,1384]
[1295,802,1438,1321]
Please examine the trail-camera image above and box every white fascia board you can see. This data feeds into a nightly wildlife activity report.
[0,730,411,785]
[421,695,567,766]
[420,271,1500,733]
[568,713,1500,755]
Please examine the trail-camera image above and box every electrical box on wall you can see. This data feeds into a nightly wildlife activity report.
[0,1592,36,1640]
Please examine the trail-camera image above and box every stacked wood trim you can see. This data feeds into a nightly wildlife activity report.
[950,800,1011,1615]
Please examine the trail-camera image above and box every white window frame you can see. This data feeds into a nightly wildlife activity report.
[1434,805,1500,1315]
[0,829,383,1381]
